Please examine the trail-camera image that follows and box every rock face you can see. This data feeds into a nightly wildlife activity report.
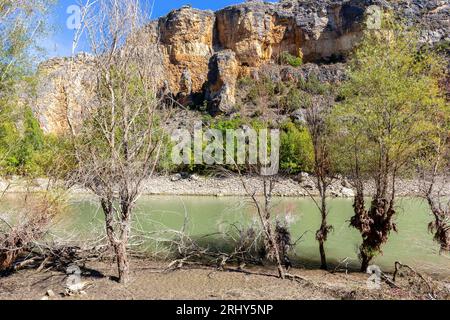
[158,8,215,97]
[35,0,449,133]
[206,50,240,114]
[35,54,96,135]
[216,0,363,65]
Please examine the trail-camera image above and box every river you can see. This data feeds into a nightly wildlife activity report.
[35,195,447,279]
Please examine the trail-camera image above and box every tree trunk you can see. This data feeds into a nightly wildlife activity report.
[102,199,131,284]
[318,190,328,270]
[319,240,327,270]
[360,247,371,272]
[114,240,130,284]
[265,222,286,279]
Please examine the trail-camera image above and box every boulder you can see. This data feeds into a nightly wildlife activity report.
[189,174,200,181]
[170,174,183,182]
[341,187,355,198]
[206,50,239,114]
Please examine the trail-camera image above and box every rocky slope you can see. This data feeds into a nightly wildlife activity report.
[35,0,449,134]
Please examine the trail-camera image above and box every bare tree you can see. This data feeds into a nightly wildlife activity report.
[227,134,288,279]
[242,176,287,279]
[65,0,168,284]
[304,104,334,270]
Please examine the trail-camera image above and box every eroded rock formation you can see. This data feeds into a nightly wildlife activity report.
[35,0,449,133]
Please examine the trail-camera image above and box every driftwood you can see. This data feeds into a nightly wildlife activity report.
[0,193,68,272]
[393,261,439,299]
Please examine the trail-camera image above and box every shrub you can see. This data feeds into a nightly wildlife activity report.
[280,87,313,113]
[299,75,330,95]
[237,76,254,88]
[280,121,314,173]
[0,105,71,177]
[280,51,303,67]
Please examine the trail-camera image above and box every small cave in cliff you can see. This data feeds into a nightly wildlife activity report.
[341,3,366,32]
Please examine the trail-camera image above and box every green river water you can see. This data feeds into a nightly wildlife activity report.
[44,195,449,279]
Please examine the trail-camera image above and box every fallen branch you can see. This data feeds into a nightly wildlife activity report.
[393,261,435,298]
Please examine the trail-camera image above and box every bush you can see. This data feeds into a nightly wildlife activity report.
[0,191,65,271]
[245,77,277,104]
[237,76,254,89]
[299,75,330,95]
[279,87,313,113]
[280,121,314,173]
[0,105,71,177]
[280,51,303,67]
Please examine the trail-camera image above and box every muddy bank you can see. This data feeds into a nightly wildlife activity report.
[1,175,448,198]
[1,260,449,300]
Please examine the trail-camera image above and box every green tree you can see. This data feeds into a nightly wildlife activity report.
[331,21,448,271]
[15,106,44,175]
[0,0,55,175]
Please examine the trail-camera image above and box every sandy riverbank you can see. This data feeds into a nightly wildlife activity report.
[1,259,449,300]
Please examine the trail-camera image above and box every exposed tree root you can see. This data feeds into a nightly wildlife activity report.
[392,261,449,300]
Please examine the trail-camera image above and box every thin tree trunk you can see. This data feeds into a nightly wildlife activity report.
[263,180,286,279]
[360,248,370,272]
[317,182,328,270]
[266,222,286,279]
[114,240,130,284]
[102,199,131,284]
[319,239,327,270]
[320,190,328,270]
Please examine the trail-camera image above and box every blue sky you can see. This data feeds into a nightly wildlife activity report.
[43,0,277,59]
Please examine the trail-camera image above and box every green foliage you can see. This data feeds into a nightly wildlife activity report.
[0,0,54,84]
[237,76,254,88]
[0,105,67,177]
[330,20,449,267]
[280,121,314,173]
[280,51,303,67]
[331,23,448,178]
[279,86,313,113]
[169,116,275,174]
[0,0,56,177]
[245,77,277,105]
[299,75,330,95]
[14,107,44,174]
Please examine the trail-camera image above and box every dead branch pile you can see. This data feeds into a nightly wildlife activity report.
[9,243,110,274]
[0,193,110,273]
[160,215,298,274]
[0,194,63,271]
[164,224,265,271]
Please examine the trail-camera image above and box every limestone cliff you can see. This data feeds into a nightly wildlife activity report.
[35,0,449,133]
[35,53,96,134]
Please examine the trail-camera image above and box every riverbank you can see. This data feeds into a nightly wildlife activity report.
[1,174,448,198]
[1,259,449,300]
